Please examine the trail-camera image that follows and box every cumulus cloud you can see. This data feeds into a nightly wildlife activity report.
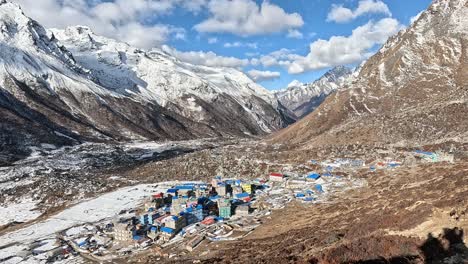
[287,29,303,39]
[194,0,304,36]
[12,0,198,48]
[256,48,300,67]
[224,41,258,49]
[162,45,250,68]
[327,0,391,23]
[247,69,281,82]
[288,18,403,74]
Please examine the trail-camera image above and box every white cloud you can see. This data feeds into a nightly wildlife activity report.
[162,45,250,68]
[194,0,304,36]
[247,69,281,82]
[255,48,300,67]
[327,0,391,23]
[181,0,208,14]
[11,0,197,48]
[287,29,303,39]
[224,41,258,49]
[288,18,403,74]
[208,37,218,44]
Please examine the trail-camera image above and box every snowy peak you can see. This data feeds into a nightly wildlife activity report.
[0,1,294,155]
[321,66,353,83]
[52,25,277,107]
[0,1,82,78]
[287,80,304,89]
[275,65,354,118]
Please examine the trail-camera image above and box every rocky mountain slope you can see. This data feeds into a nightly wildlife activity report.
[0,1,294,163]
[273,0,468,147]
[275,66,354,118]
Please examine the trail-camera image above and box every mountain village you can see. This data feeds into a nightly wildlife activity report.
[3,149,452,263]
[0,0,467,263]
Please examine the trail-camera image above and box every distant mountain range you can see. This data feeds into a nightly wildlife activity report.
[273,0,468,147]
[0,1,294,163]
[274,66,356,118]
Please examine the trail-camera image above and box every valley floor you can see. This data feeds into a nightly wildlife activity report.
[0,139,467,263]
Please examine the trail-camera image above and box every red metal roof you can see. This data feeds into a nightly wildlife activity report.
[269,173,284,177]
[153,192,163,198]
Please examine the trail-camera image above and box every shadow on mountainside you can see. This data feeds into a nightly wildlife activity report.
[343,228,467,264]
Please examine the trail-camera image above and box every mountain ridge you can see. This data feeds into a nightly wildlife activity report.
[274,66,355,118]
[272,0,468,147]
[0,0,294,163]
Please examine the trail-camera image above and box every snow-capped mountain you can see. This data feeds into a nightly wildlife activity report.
[275,66,354,118]
[0,1,294,162]
[273,0,468,147]
[50,26,294,129]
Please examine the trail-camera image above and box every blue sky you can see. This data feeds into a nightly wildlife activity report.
[15,0,432,90]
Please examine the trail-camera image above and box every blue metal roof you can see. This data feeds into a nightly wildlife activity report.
[175,185,194,190]
[315,184,324,193]
[307,173,321,179]
[160,227,174,233]
[235,193,250,198]
[415,150,435,155]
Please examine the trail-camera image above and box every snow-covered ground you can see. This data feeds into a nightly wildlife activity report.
[0,199,42,226]
[0,184,153,263]
[0,181,206,263]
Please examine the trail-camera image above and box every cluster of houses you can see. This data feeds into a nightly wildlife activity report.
[111,177,259,246]
[109,171,330,249]
[55,163,365,261]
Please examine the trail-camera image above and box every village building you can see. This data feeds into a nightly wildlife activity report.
[234,192,251,203]
[165,215,186,232]
[186,205,204,224]
[215,184,228,196]
[171,196,186,215]
[186,235,204,252]
[232,185,243,195]
[287,179,308,188]
[306,173,321,181]
[217,199,232,218]
[269,173,286,182]
[147,227,158,241]
[113,222,133,242]
[160,227,175,241]
[175,185,195,197]
[241,183,252,194]
[166,188,178,196]
[235,204,250,216]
